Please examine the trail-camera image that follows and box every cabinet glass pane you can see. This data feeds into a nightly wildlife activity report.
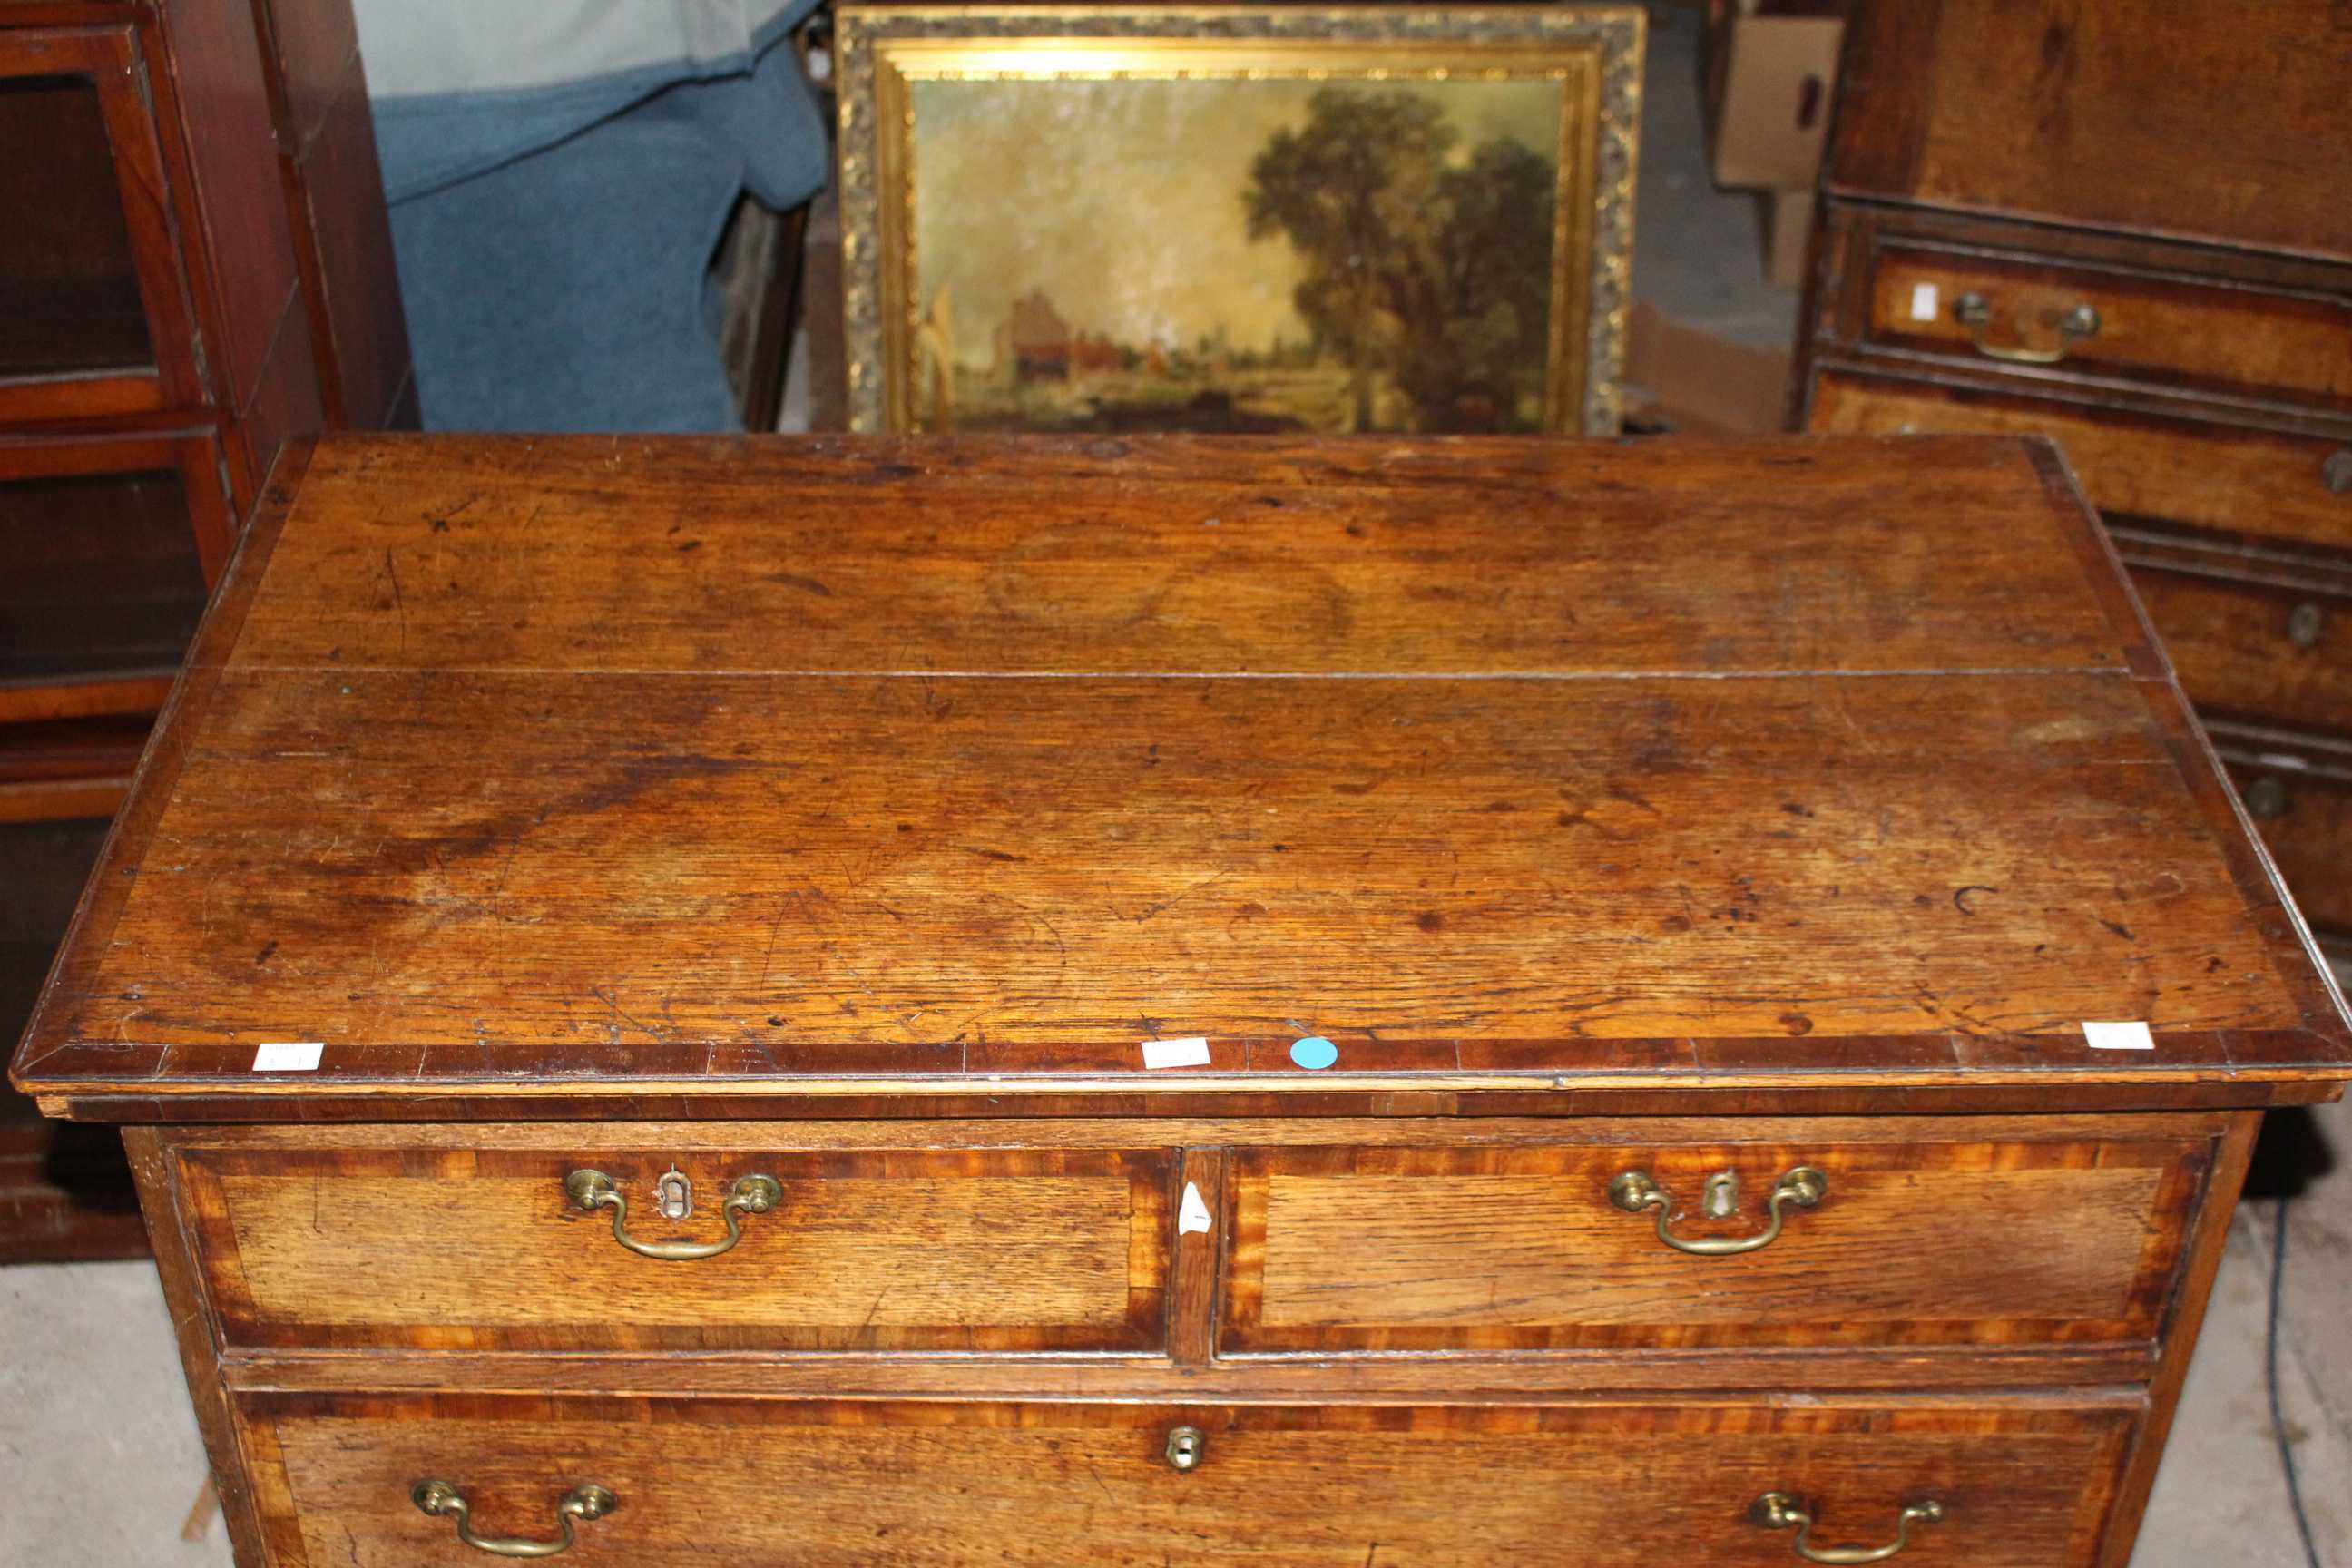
[0,74,154,378]
[1,468,207,683]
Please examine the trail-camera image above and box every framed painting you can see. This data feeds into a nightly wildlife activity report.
[836,5,1644,436]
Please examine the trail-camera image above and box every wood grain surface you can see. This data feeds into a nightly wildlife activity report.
[1826,0,2352,262]
[1861,245,2352,408]
[246,1393,2134,1568]
[2131,564,2352,733]
[220,434,2132,677]
[1809,373,2352,554]
[1223,1135,2200,1353]
[13,433,2346,1112]
[186,1144,1169,1352]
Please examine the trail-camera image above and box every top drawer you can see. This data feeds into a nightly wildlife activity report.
[1220,1118,2214,1358]
[179,1141,1172,1353]
[1862,243,2352,409]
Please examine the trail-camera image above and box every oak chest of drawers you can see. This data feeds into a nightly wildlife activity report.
[1793,0,2352,957]
[14,433,2351,1566]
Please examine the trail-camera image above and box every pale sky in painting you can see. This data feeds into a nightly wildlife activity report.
[910,76,1563,368]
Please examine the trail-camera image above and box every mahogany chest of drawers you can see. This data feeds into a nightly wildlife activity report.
[13,433,2351,1566]
[1793,0,2352,957]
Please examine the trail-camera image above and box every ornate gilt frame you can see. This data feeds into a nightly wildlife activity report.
[835,5,1644,435]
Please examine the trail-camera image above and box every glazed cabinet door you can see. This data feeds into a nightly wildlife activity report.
[0,24,201,422]
[239,1393,2132,1567]
[0,429,233,822]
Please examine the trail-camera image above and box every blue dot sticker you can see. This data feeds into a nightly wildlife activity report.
[1289,1035,1338,1070]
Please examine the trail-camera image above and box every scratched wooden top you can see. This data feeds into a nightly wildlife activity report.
[13,434,2349,1117]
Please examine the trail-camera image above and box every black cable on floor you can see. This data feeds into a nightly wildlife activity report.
[2269,1194,2323,1568]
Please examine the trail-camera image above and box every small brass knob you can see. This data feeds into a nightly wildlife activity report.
[2244,776,2291,819]
[1164,1426,1206,1472]
[2325,447,2352,495]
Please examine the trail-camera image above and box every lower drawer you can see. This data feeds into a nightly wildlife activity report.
[240,1393,2134,1566]
[2129,564,2351,733]
[1807,369,2352,552]
[2220,750,2352,935]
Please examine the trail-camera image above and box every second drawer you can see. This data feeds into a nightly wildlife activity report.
[1220,1123,2212,1355]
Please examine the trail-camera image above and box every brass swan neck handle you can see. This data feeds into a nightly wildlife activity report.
[1608,1166,1826,1255]
[1752,1493,1945,1563]
[411,1480,616,1557]
[565,1169,780,1260]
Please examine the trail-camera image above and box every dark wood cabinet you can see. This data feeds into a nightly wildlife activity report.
[1794,0,2352,957]
[0,0,411,1260]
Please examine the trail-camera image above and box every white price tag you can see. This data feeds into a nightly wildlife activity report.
[251,1041,323,1071]
[1910,281,1941,322]
[2082,1021,2154,1052]
[1140,1036,1211,1069]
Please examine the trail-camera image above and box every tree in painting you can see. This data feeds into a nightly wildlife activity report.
[1244,88,1555,432]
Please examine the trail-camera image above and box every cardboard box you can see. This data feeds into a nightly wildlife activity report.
[1622,301,1792,436]
[1762,186,1815,290]
[1707,11,1845,191]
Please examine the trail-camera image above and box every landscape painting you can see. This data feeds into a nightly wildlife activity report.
[904,75,1567,436]
[838,10,1642,436]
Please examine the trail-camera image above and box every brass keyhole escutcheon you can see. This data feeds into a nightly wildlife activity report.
[654,1168,692,1220]
[1702,1171,1740,1219]
[1164,1426,1206,1472]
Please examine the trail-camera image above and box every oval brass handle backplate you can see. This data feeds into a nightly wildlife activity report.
[412,1480,616,1557]
[1608,1166,1826,1255]
[565,1169,780,1260]
[1753,1493,1945,1563]
[1953,291,2099,363]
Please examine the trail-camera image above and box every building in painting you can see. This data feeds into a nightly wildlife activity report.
[1001,289,1073,381]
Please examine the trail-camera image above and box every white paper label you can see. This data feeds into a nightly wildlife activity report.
[1179,1181,1213,1236]
[2082,1021,2155,1052]
[1140,1036,1211,1069]
[1910,281,1940,321]
[251,1041,323,1071]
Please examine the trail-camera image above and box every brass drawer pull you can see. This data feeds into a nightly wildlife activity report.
[565,1168,780,1260]
[1164,1426,1207,1471]
[2325,447,2352,494]
[1954,291,2099,363]
[2287,601,2326,649]
[1752,1492,1945,1563]
[411,1480,616,1557]
[1608,1166,1826,1255]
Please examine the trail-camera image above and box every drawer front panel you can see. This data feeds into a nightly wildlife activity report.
[1863,244,2352,407]
[1808,371,2352,552]
[184,1145,1171,1352]
[1222,1131,2206,1354]
[242,1393,2132,1568]
[2130,565,2352,732]
[2223,759,2352,935]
